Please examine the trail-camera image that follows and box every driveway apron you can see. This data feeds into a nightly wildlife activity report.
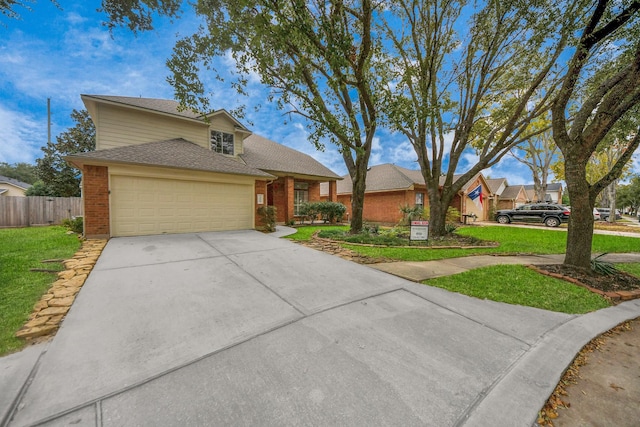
[5,230,640,427]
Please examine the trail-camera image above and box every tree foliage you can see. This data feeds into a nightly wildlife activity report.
[0,162,37,184]
[35,109,95,197]
[617,176,640,214]
[510,116,560,204]
[378,0,572,236]
[168,0,382,233]
[551,0,640,268]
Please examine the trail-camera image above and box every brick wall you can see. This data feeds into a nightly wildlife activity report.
[254,180,267,229]
[82,165,110,238]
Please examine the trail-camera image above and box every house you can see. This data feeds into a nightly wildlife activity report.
[321,163,492,224]
[66,95,340,238]
[496,184,528,210]
[524,183,563,204]
[0,175,31,196]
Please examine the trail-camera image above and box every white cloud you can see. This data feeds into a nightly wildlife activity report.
[0,105,44,164]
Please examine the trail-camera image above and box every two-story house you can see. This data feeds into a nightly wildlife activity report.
[67,95,340,238]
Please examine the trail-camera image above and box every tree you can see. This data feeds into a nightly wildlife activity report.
[0,162,37,184]
[24,180,55,196]
[168,0,382,233]
[35,109,95,197]
[380,0,570,237]
[617,175,640,215]
[510,117,560,202]
[551,0,640,268]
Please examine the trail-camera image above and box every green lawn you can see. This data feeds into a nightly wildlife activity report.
[285,224,639,313]
[423,265,611,314]
[0,227,80,356]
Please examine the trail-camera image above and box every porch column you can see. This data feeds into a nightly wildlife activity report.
[329,181,337,202]
[284,176,295,223]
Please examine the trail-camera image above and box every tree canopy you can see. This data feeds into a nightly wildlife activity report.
[34,109,95,197]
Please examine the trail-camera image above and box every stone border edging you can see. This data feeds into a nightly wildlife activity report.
[312,233,497,250]
[526,264,640,302]
[15,239,108,340]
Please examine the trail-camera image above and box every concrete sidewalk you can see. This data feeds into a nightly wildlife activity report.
[2,229,640,427]
[371,253,640,282]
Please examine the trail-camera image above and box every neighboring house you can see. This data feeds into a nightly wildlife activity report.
[66,95,340,238]
[497,184,528,210]
[0,176,31,196]
[321,163,492,223]
[524,183,563,204]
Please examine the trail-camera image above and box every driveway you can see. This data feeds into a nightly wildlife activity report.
[4,229,640,426]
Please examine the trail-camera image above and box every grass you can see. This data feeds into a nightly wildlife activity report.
[423,265,611,314]
[0,226,81,356]
[335,226,640,261]
[285,224,638,313]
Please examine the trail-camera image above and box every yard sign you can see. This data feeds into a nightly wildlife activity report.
[410,220,429,241]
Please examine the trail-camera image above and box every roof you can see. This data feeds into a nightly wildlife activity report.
[486,178,508,194]
[241,134,341,180]
[523,183,563,191]
[81,95,251,132]
[499,185,525,200]
[0,175,31,190]
[66,139,274,178]
[328,164,487,195]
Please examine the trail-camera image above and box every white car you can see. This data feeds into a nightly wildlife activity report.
[564,206,601,220]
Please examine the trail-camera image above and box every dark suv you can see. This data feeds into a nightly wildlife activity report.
[596,208,622,221]
[495,203,570,227]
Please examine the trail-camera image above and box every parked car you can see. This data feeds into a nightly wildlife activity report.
[495,203,570,227]
[596,208,622,221]
[593,207,601,221]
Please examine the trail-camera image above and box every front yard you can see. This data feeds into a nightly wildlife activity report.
[0,227,80,356]
[286,224,640,314]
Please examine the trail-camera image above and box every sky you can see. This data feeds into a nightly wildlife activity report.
[1,1,638,184]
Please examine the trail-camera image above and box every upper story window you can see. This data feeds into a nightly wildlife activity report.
[211,130,234,155]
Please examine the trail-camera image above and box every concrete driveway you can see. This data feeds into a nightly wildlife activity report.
[4,229,640,426]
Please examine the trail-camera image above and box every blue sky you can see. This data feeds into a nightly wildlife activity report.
[1,1,638,183]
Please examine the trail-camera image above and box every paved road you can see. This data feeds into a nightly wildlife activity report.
[2,229,640,427]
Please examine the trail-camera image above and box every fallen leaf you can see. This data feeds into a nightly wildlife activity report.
[610,383,625,391]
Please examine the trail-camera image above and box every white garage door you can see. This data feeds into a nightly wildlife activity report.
[110,175,254,237]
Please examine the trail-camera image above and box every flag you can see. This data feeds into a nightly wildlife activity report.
[468,185,483,208]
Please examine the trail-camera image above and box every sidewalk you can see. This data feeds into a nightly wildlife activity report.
[371,253,640,282]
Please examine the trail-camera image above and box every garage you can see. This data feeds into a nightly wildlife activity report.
[110,174,254,237]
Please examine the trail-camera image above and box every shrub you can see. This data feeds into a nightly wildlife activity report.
[61,216,83,234]
[399,205,424,225]
[257,206,277,232]
[299,201,347,224]
[591,253,618,275]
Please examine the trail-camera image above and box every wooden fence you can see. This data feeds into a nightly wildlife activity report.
[0,196,83,228]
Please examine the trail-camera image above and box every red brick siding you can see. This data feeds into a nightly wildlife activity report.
[254,180,267,229]
[82,165,110,238]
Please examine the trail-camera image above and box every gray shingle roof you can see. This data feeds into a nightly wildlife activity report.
[241,134,341,180]
[82,95,204,121]
[499,185,525,200]
[66,139,274,178]
[486,178,508,194]
[0,175,31,189]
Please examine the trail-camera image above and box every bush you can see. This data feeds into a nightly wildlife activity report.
[61,216,83,234]
[399,205,424,225]
[257,206,277,232]
[299,201,347,224]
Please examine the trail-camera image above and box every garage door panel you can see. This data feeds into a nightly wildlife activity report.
[111,175,253,237]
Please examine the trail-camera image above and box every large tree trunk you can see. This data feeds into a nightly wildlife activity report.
[348,153,369,234]
[426,186,456,238]
[563,161,594,269]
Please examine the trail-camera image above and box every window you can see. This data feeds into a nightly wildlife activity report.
[415,193,424,209]
[211,130,234,155]
[294,182,309,216]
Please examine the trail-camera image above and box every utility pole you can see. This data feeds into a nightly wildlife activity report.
[47,97,51,144]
